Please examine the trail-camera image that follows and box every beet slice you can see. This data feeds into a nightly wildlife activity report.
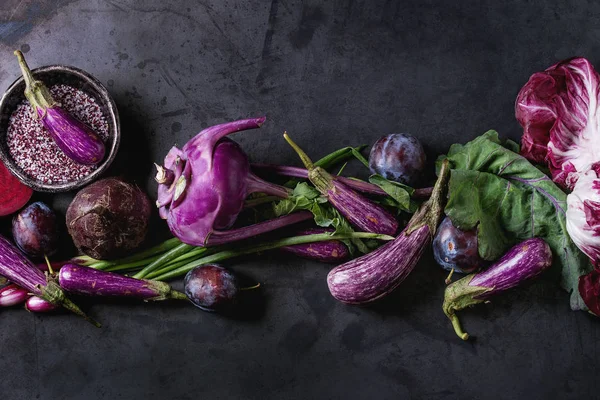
[0,160,32,216]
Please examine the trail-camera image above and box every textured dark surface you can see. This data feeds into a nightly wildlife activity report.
[0,1,598,399]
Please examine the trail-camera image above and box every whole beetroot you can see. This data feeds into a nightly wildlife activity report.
[66,178,151,259]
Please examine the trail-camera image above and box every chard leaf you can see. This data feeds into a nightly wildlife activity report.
[368,174,416,212]
[274,182,369,254]
[438,130,592,310]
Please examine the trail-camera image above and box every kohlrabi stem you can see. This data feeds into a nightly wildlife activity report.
[14,50,54,112]
[133,242,195,279]
[283,132,314,170]
[246,173,291,198]
[206,211,313,246]
[151,231,395,281]
[155,163,175,185]
[244,195,282,208]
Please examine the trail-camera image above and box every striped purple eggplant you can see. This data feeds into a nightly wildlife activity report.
[443,238,552,340]
[281,228,350,263]
[327,160,450,304]
[0,234,97,325]
[14,51,105,165]
[25,296,58,312]
[283,133,398,236]
[58,264,187,301]
[0,284,28,307]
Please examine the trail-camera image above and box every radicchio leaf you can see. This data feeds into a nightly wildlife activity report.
[516,57,600,190]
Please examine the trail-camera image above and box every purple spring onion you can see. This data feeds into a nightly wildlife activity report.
[281,228,350,263]
[14,51,106,165]
[58,264,187,301]
[25,296,58,312]
[156,117,313,247]
[0,284,29,307]
[443,238,552,340]
[0,234,97,325]
[283,133,398,236]
[327,159,450,304]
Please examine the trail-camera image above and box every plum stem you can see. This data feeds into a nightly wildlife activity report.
[240,283,261,291]
[445,269,454,285]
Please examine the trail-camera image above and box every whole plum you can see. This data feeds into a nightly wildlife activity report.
[12,202,59,258]
[433,217,484,274]
[369,133,426,185]
[184,264,239,312]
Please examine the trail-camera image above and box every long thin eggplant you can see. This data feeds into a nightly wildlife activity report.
[283,133,399,236]
[443,238,552,340]
[281,228,350,263]
[327,159,450,304]
[0,235,97,325]
[58,264,187,301]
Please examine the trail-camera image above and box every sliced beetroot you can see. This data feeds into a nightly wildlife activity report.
[0,159,32,216]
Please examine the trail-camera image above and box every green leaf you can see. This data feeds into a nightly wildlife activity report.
[439,130,592,311]
[368,174,415,212]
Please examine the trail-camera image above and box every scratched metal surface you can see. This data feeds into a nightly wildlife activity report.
[0,1,598,399]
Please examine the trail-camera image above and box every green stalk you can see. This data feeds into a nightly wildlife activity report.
[314,145,367,170]
[244,195,282,208]
[133,242,194,279]
[151,231,394,281]
[80,237,182,270]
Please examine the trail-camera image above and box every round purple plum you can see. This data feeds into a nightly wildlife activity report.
[184,264,239,312]
[433,217,484,274]
[12,202,60,258]
[369,133,426,185]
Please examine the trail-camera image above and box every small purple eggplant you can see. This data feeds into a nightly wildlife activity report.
[327,160,450,304]
[58,264,187,301]
[443,238,552,340]
[281,228,350,263]
[14,50,105,165]
[283,133,398,236]
[0,284,29,307]
[25,296,58,312]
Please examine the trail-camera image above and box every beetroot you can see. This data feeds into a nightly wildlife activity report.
[66,178,151,259]
[0,159,32,216]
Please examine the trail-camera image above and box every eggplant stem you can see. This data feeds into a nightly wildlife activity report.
[44,255,54,276]
[14,50,55,111]
[283,132,314,170]
[449,312,469,341]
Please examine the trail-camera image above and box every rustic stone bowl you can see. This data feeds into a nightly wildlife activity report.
[0,65,120,192]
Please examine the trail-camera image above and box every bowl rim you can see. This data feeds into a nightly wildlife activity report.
[0,64,120,193]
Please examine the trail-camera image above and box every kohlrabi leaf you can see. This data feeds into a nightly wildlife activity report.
[437,130,592,311]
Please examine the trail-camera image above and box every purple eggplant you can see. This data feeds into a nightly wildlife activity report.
[281,228,350,263]
[283,133,398,236]
[58,264,187,301]
[25,296,58,312]
[14,51,105,165]
[443,238,552,340]
[327,159,450,304]
[0,284,29,307]
[0,234,96,325]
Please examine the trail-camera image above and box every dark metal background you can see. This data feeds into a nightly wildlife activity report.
[0,1,597,399]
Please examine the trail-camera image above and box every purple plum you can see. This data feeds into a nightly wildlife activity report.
[12,202,59,258]
[369,133,426,185]
[433,217,484,274]
[184,264,239,312]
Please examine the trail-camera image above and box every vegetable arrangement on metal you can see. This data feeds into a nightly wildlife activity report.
[0,50,599,341]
